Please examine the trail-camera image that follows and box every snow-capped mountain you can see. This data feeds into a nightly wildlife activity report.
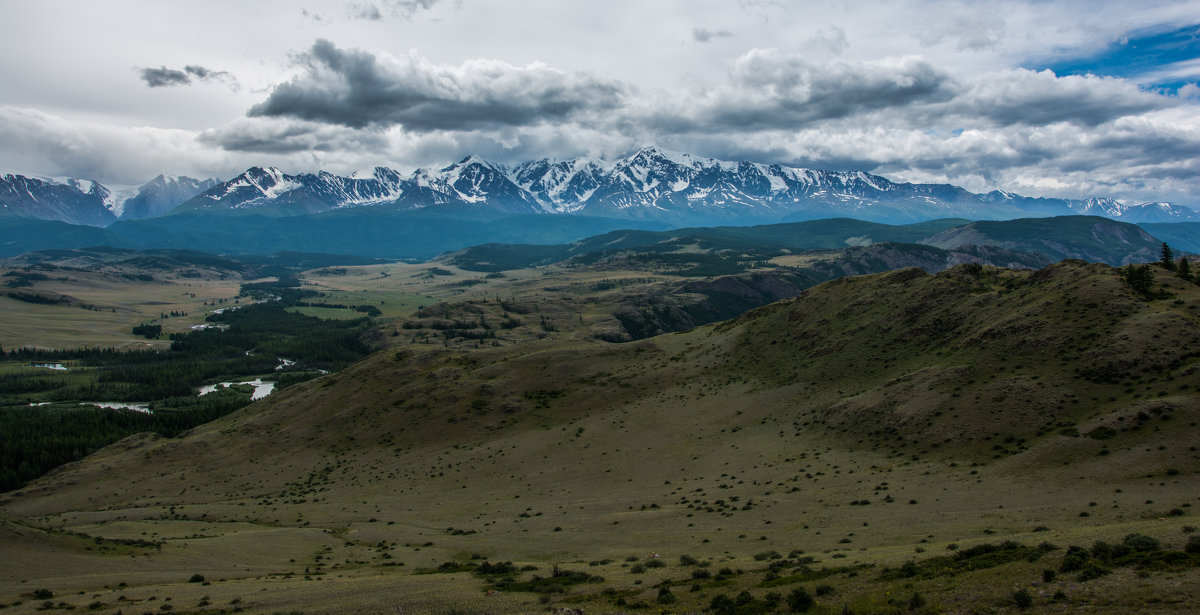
[181,147,1061,223]
[1069,197,1197,223]
[0,174,121,226]
[5,148,1199,227]
[0,173,216,226]
[120,174,219,220]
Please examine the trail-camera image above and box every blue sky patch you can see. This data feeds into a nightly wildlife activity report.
[1031,23,1200,91]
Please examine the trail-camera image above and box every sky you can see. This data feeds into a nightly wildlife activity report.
[0,0,1198,206]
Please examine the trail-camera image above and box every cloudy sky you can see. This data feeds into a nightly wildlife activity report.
[1,0,1198,205]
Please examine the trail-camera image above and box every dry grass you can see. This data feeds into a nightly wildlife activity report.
[2,261,1199,613]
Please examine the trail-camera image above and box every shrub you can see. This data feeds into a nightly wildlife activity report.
[656,587,676,605]
[1123,533,1161,552]
[188,574,205,583]
[475,561,516,575]
[786,587,815,612]
[1013,588,1034,609]
[1060,546,1089,572]
[1042,569,1056,583]
[709,594,735,614]
[908,592,926,610]
[1186,536,1200,554]
[679,553,700,566]
[1076,561,1112,581]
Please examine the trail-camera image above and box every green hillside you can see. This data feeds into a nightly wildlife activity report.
[2,260,1197,613]
[921,216,1161,265]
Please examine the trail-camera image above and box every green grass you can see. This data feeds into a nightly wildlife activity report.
[2,259,1199,613]
[286,305,364,320]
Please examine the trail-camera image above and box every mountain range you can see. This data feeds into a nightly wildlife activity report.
[3,148,1196,228]
[0,173,217,226]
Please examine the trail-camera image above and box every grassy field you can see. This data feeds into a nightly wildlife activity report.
[1,259,1198,613]
[0,266,246,350]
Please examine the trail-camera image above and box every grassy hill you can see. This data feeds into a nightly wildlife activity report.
[1,260,1198,613]
[449,218,972,272]
[921,216,1161,265]
[450,216,1163,275]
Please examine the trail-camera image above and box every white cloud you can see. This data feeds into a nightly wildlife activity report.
[0,0,1198,206]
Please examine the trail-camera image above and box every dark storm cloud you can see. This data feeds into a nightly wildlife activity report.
[199,118,389,154]
[139,64,237,88]
[247,39,629,131]
[687,52,957,130]
[952,69,1174,127]
[692,28,732,43]
[140,66,191,87]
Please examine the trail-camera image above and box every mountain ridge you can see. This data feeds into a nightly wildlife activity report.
[4,147,1197,227]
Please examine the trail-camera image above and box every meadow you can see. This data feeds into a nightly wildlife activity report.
[0,251,1197,613]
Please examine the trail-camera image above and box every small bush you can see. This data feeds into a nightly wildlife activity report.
[908,592,926,610]
[656,587,676,605]
[1123,533,1161,552]
[1076,561,1112,581]
[1185,536,1200,554]
[188,574,205,583]
[786,587,815,612]
[1013,588,1034,609]
[1060,546,1089,572]
[1042,569,1056,583]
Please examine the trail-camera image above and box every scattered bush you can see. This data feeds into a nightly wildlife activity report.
[1076,561,1112,581]
[656,587,676,605]
[1123,533,1161,553]
[786,587,815,612]
[1013,588,1034,609]
[1060,546,1089,572]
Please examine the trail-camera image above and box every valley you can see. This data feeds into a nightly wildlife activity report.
[1,225,1198,613]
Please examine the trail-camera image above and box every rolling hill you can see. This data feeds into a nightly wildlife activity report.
[1,260,1197,613]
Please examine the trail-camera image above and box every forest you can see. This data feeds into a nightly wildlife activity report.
[0,279,376,492]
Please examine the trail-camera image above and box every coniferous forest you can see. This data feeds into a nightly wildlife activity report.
[0,281,374,491]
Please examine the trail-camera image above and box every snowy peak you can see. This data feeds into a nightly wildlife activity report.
[0,174,117,226]
[5,151,1200,227]
[173,153,1200,224]
[119,174,217,219]
[514,158,606,213]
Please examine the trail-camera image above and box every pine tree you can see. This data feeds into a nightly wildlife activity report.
[1160,243,1176,270]
[1124,264,1155,298]
[1179,257,1193,282]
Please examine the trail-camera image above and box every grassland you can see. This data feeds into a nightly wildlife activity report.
[0,265,245,350]
[0,256,1197,613]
